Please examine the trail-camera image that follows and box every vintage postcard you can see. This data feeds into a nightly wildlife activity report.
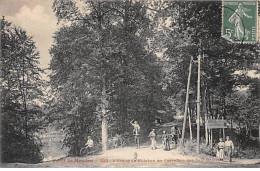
[0,0,259,168]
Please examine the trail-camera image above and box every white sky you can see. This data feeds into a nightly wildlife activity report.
[0,0,58,80]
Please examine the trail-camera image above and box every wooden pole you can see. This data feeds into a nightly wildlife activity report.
[0,19,2,163]
[222,116,225,140]
[258,124,260,147]
[210,116,213,154]
[205,116,208,145]
[206,117,209,145]
[181,56,193,145]
[188,107,193,140]
[204,89,208,145]
[196,54,201,154]
[0,17,2,57]
[211,129,213,155]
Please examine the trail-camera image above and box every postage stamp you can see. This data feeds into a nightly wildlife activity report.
[222,0,258,43]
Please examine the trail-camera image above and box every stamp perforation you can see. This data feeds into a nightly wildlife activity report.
[222,0,258,43]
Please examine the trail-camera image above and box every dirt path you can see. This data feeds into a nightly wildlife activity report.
[3,145,260,168]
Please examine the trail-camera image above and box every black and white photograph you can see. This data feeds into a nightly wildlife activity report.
[0,0,259,168]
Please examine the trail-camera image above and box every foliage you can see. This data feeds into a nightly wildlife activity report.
[48,0,260,155]
[108,133,133,149]
[226,87,260,132]
[1,19,45,163]
[49,0,170,155]
[150,1,259,126]
[235,147,260,159]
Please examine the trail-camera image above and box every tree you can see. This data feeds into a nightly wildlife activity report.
[149,1,259,144]
[49,0,168,154]
[1,18,45,163]
[226,78,260,134]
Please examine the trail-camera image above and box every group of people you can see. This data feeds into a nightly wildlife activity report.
[131,120,181,150]
[149,126,181,150]
[83,120,235,162]
[216,136,235,162]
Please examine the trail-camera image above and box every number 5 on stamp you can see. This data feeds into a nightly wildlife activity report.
[222,0,258,43]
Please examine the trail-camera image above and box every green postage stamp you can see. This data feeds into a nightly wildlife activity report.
[222,0,258,43]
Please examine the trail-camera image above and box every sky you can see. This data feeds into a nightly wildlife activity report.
[0,0,58,74]
[0,0,259,81]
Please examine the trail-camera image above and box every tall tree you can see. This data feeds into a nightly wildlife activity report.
[49,0,168,154]
[1,18,45,163]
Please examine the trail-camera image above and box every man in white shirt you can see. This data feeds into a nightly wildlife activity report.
[225,136,234,162]
[130,120,140,135]
[84,136,94,155]
[130,120,140,149]
[86,136,94,148]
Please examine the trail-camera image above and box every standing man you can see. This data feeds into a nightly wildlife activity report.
[130,120,140,149]
[148,129,157,150]
[176,127,181,145]
[171,126,178,148]
[225,136,234,162]
[162,130,170,151]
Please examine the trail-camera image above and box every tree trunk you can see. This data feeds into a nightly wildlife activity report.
[101,78,108,151]
[95,1,108,152]
[102,116,108,151]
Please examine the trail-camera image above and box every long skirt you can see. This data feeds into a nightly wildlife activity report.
[219,149,224,160]
[151,138,156,149]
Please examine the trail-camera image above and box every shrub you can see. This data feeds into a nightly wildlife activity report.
[109,133,134,149]
[1,133,43,163]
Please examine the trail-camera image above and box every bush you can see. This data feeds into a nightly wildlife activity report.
[235,147,260,159]
[180,139,221,157]
[1,133,43,163]
[109,133,133,149]
[180,140,197,155]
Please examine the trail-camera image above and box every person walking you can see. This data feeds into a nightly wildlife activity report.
[149,129,157,150]
[217,138,225,161]
[225,136,234,162]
